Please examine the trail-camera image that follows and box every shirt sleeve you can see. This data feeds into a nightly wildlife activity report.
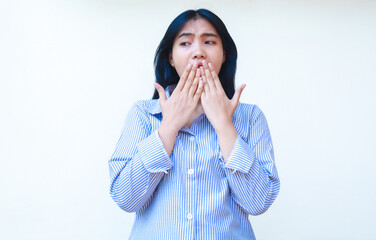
[222,105,280,215]
[108,102,173,212]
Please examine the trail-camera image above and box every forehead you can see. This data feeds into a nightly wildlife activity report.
[177,18,219,36]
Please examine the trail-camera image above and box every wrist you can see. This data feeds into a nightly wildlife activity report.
[158,121,179,156]
[159,121,179,138]
[215,123,237,139]
[212,118,233,133]
[215,122,237,161]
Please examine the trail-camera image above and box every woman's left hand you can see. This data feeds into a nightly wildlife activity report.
[200,60,246,131]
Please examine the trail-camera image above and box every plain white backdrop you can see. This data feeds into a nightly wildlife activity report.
[1,0,375,239]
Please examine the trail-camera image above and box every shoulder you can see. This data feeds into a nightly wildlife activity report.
[235,102,264,122]
[130,99,160,115]
[233,103,268,139]
[125,99,160,124]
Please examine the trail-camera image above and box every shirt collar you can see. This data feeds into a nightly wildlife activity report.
[147,84,177,115]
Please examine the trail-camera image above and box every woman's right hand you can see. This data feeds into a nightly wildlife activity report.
[154,63,203,155]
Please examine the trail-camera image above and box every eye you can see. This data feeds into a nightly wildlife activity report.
[205,40,216,45]
[179,42,190,46]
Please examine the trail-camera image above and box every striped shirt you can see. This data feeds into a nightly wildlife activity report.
[109,86,280,239]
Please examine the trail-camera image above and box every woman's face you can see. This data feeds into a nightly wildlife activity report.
[170,18,225,77]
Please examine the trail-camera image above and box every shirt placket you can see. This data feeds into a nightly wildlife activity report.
[186,132,197,239]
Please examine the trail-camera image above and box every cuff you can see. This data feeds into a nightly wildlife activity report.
[223,135,256,174]
[137,130,173,173]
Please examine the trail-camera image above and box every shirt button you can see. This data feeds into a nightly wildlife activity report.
[187,213,193,220]
[189,136,194,141]
[188,169,194,175]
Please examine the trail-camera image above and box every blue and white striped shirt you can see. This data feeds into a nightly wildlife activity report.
[109,86,280,239]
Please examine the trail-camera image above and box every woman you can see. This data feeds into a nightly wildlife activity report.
[109,9,280,239]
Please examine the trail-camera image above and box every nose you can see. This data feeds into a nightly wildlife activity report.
[192,43,206,60]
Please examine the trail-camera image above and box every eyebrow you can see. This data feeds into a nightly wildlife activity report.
[177,32,219,39]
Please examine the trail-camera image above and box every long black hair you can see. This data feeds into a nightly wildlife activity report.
[152,9,237,99]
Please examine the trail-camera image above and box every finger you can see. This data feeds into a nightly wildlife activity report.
[154,83,167,103]
[231,84,246,106]
[182,62,198,93]
[202,60,216,91]
[200,67,210,93]
[189,68,201,97]
[208,62,223,89]
[193,79,204,103]
[175,63,192,91]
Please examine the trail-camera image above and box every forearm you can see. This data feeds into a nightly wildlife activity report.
[109,130,173,212]
[221,134,280,215]
[110,155,165,212]
[215,121,238,161]
[224,159,280,215]
[158,121,179,156]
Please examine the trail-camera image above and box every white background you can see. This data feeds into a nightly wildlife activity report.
[1,0,375,239]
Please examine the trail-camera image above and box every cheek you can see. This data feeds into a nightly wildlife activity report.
[215,64,222,76]
[171,52,189,77]
[210,49,225,74]
[176,68,184,78]
[213,56,225,75]
[174,61,186,77]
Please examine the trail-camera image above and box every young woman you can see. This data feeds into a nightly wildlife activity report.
[109,9,280,239]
